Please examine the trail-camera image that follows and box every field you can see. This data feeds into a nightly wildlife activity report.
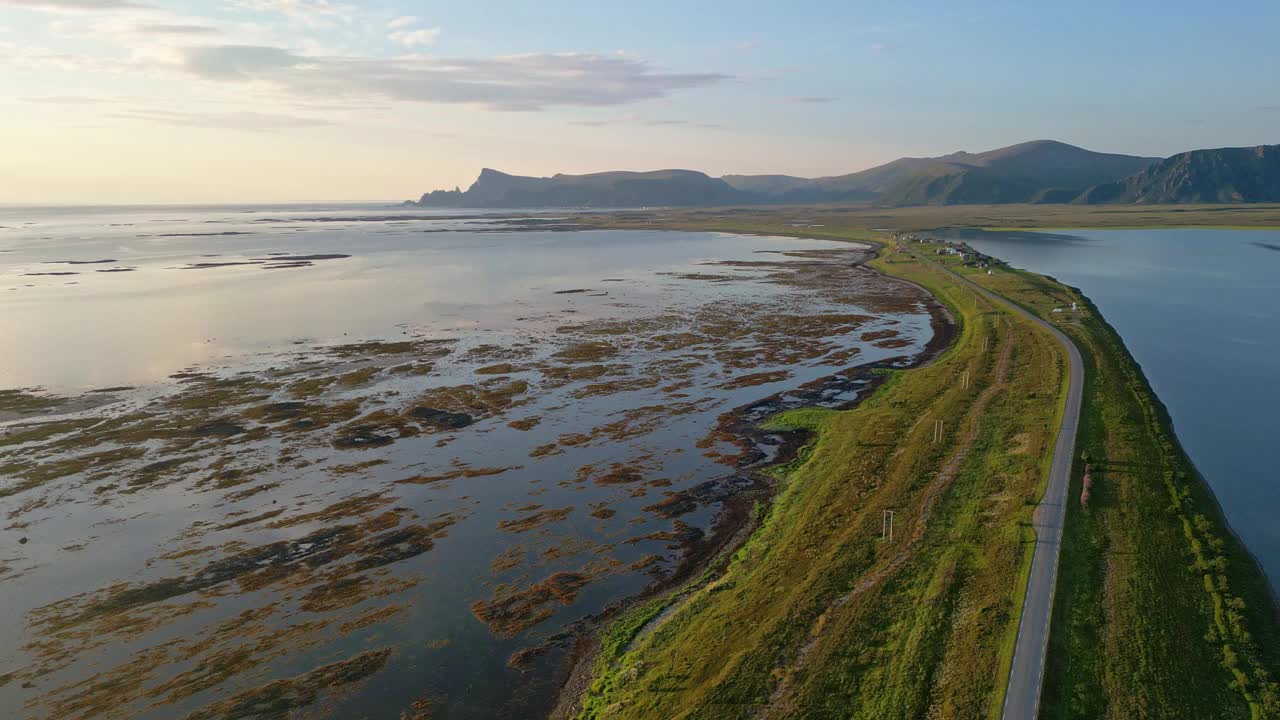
[564,224,1068,719]
[567,206,1280,719]
[581,201,1280,233]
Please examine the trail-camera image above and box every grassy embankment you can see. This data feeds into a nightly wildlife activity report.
[930,248,1280,719]
[569,228,1068,719]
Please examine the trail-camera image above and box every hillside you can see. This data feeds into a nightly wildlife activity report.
[1078,144,1280,203]
[719,174,879,203]
[407,141,1280,208]
[727,140,1158,206]
[718,174,812,195]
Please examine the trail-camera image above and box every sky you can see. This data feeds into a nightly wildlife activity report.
[2,0,1278,204]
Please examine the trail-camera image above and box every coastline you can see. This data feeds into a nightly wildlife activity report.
[928,229,1278,602]
[561,217,1280,719]
[0,226,946,720]
[948,228,1279,605]
[551,230,1074,718]
[547,247,958,719]
[1066,286,1279,606]
[953,258,1280,718]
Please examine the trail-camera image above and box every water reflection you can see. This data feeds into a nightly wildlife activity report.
[0,208,938,719]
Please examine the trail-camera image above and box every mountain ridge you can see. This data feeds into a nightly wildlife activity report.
[1076,144,1280,204]
[724,140,1159,206]
[407,140,1279,208]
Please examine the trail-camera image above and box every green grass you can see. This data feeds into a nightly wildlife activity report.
[570,238,1066,719]
[568,210,1280,719]
[758,406,836,432]
[947,260,1280,719]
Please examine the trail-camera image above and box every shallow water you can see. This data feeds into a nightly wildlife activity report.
[959,228,1280,587]
[0,207,936,719]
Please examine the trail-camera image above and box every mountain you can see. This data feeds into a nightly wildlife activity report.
[1077,144,1280,204]
[411,140,1159,209]
[414,168,751,208]
[409,141,1280,208]
[718,174,811,195]
[726,140,1159,206]
[719,174,879,203]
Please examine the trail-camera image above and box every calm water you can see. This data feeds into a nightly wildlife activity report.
[0,206,935,719]
[961,229,1280,586]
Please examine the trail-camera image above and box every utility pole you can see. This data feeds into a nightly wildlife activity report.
[881,509,895,543]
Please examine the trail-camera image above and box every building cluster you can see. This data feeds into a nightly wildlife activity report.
[891,232,1002,271]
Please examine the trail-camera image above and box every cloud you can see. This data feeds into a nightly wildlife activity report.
[0,0,147,9]
[787,96,838,104]
[182,44,299,80]
[387,15,417,29]
[388,27,439,47]
[178,45,730,111]
[109,107,332,130]
[24,6,238,69]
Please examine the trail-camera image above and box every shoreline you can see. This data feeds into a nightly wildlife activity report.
[547,243,958,719]
[1063,285,1280,606]
[952,255,1280,716]
[932,228,1278,602]
[1,229,937,719]
[956,234,1279,603]
[927,236,1280,713]
[554,216,1280,718]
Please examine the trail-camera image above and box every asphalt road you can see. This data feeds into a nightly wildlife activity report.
[938,263,1084,720]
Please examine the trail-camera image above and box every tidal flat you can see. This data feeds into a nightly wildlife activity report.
[0,206,942,719]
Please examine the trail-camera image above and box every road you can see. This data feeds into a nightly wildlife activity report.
[933,260,1084,720]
